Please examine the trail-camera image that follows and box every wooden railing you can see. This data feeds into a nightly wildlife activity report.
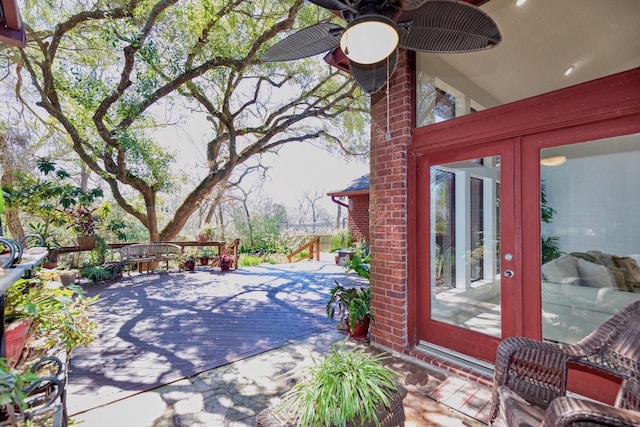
[287,236,321,263]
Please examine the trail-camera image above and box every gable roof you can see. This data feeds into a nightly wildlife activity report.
[327,174,370,198]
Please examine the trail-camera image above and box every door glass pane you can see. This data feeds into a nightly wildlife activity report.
[540,134,640,344]
[431,157,501,338]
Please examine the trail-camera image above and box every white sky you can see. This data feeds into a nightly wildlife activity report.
[259,142,369,211]
[159,123,369,217]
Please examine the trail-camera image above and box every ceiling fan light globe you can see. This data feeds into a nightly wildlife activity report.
[340,15,399,65]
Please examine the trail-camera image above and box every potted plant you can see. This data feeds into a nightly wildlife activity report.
[327,282,372,339]
[199,248,215,266]
[4,277,97,361]
[65,204,100,249]
[57,268,79,285]
[4,281,37,368]
[0,360,39,424]
[219,252,234,271]
[257,344,406,427]
[196,223,214,243]
[177,253,196,271]
[81,265,112,283]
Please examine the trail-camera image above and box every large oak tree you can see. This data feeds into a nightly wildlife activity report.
[11,0,369,241]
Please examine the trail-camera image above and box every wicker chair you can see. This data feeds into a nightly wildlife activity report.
[489,300,640,426]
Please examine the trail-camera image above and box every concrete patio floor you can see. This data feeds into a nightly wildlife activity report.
[67,257,491,426]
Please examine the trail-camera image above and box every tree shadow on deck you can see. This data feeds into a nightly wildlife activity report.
[67,261,365,415]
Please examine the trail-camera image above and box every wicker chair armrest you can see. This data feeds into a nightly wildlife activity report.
[22,376,64,418]
[541,396,640,427]
[490,337,573,423]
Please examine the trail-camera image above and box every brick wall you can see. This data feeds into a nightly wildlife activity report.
[369,51,413,352]
[348,195,370,243]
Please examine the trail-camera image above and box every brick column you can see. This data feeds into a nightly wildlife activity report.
[369,50,413,351]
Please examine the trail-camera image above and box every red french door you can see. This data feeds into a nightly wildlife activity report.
[414,138,520,362]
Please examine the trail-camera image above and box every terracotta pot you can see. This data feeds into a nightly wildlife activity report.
[220,260,231,271]
[5,318,33,368]
[346,316,370,339]
[184,259,196,271]
[77,235,97,250]
[200,257,209,266]
[59,270,78,285]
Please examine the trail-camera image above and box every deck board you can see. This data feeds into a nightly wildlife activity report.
[67,261,364,414]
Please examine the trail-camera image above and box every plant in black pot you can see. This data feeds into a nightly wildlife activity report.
[256,344,407,427]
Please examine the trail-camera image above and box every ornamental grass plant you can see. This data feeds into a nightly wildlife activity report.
[275,344,399,427]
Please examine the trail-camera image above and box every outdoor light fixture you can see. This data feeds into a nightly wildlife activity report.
[339,15,398,65]
[540,156,567,166]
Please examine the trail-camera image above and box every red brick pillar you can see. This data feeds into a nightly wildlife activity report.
[369,50,413,351]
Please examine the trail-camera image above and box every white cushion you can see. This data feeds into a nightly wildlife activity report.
[542,255,580,285]
[577,258,617,288]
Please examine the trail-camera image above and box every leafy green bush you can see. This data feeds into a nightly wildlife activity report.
[5,278,98,352]
[276,345,399,426]
[237,254,261,267]
[330,230,353,251]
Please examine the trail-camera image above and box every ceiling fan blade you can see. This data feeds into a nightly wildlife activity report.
[350,50,398,95]
[261,23,343,62]
[307,0,351,12]
[398,0,428,11]
[398,0,502,53]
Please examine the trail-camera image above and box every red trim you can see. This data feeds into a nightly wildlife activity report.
[410,68,640,362]
[412,68,640,151]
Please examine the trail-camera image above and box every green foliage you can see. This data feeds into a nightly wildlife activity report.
[5,278,97,352]
[200,248,215,258]
[541,236,562,264]
[331,230,353,251]
[541,180,561,263]
[13,0,370,241]
[232,203,288,249]
[540,181,556,224]
[81,266,112,284]
[326,281,372,334]
[276,344,398,427]
[345,253,370,281]
[5,158,104,244]
[237,254,261,267]
[0,359,39,424]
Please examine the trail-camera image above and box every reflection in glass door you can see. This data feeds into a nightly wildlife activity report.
[539,134,640,344]
[430,157,502,338]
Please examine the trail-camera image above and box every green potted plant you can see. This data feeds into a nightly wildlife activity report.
[199,248,215,265]
[326,282,373,339]
[177,253,196,271]
[81,265,112,283]
[66,204,100,249]
[0,360,39,424]
[5,277,97,353]
[257,344,406,427]
[196,223,214,243]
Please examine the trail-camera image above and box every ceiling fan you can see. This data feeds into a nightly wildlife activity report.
[261,0,502,94]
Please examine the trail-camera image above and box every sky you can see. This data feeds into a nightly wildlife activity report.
[159,122,370,218]
[259,143,369,213]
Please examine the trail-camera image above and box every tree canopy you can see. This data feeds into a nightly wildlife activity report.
[6,0,370,241]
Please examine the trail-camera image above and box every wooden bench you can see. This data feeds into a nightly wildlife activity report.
[119,243,183,274]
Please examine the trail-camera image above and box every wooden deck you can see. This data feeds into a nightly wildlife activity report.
[67,260,366,415]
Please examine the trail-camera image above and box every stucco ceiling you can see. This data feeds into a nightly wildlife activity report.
[435,0,640,104]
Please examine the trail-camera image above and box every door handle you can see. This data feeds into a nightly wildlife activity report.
[503,270,514,279]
